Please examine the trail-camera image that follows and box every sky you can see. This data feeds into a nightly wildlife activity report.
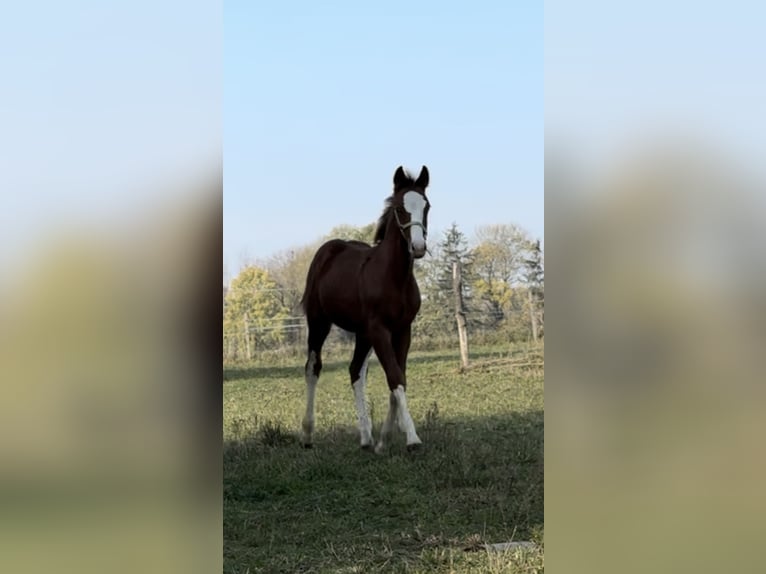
[0,2,220,278]
[545,0,766,178]
[224,1,543,279]
[2,1,761,285]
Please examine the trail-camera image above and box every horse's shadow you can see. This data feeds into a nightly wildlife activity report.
[223,409,544,571]
[224,359,346,382]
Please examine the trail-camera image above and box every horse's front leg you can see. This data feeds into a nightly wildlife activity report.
[392,325,422,451]
[370,325,422,453]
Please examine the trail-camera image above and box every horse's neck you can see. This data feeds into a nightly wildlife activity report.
[375,217,414,283]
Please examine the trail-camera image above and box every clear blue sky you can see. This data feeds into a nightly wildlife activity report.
[224,1,543,278]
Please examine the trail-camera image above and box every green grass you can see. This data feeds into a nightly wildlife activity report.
[224,343,544,573]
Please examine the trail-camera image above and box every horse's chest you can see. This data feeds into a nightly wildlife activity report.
[382,288,420,325]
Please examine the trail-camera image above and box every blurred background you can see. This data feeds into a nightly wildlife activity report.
[546,1,766,572]
[0,2,221,573]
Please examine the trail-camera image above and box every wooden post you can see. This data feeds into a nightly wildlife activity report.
[528,288,539,342]
[452,261,469,369]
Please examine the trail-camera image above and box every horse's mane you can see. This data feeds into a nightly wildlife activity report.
[373,196,395,244]
[373,169,415,244]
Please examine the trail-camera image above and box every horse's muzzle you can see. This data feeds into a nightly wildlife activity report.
[412,245,426,259]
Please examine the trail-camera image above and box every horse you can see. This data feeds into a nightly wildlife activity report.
[299,165,431,453]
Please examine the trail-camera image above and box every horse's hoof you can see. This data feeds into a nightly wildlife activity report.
[406,443,423,453]
[361,444,374,453]
[302,442,313,449]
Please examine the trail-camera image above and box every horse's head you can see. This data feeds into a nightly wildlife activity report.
[392,165,430,259]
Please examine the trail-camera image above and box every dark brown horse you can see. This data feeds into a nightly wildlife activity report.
[300,165,431,453]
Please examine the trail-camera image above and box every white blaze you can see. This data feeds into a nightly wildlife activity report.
[403,191,427,253]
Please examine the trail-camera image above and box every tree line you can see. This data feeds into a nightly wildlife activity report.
[224,222,543,361]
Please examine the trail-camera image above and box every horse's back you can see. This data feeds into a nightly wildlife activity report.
[306,239,370,278]
[301,239,371,324]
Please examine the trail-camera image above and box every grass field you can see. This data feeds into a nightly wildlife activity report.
[224,343,544,573]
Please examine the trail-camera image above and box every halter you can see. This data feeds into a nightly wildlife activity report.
[393,207,428,253]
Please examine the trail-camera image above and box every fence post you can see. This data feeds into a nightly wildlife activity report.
[452,260,469,369]
[528,288,539,341]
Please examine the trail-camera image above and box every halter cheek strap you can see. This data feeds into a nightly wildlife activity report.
[393,209,428,251]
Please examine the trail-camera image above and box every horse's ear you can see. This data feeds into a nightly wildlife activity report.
[415,165,429,188]
[393,166,408,189]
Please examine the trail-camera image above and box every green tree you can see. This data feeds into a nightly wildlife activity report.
[437,222,476,295]
[324,222,376,244]
[413,243,448,342]
[261,245,317,312]
[415,223,478,343]
[471,224,532,335]
[473,224,530,283]
[259,244,319,346]
[223,266,290,359]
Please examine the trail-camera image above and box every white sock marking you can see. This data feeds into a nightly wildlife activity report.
[302,351,317,444]
[375,385,422,453]
[393,385,422,446]
[352,351,373,447]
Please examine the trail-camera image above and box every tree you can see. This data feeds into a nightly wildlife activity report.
[471,224,532,335]
[473,224,530,284]
[255,223,377,351]
[223,266,290,360]
[259,244,319,346]
[436,223,475,296]
[260,245,317,313]
[415,223,478,346]
[324,222,376,244]
[412,243,447,342]
[522,239,544,340]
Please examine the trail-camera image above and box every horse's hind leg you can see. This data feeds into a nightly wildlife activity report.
[301,318,331,448]
[349,334,373,450]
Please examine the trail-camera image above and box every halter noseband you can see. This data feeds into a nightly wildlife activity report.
[393,207,427,252]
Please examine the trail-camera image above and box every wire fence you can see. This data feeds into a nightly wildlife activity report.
[224,278,543,362]
[223,304,543,363]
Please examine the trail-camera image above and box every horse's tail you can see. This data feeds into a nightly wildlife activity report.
[299,245,325,317]
[298,285,309,316]
[300,240,346,318]
[298,274,311,316]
